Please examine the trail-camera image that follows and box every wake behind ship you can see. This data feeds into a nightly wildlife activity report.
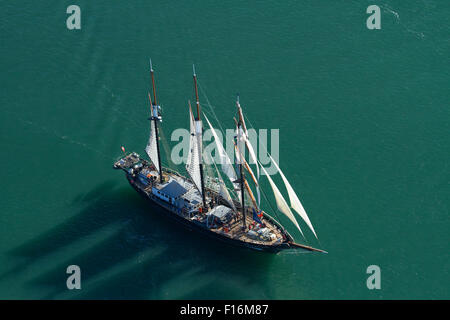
[114,61,326,253]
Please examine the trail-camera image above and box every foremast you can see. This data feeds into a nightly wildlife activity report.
[233,139,259,211]
[236,95,261,209]
[146,59,163,182]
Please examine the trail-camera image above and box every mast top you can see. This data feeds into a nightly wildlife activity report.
[192,64,201,120]
[149,58,158,106]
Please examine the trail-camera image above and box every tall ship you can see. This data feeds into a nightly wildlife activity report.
[114,61,326,253]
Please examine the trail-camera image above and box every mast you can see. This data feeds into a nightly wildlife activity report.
[236,116,246,229]
[239,155,246,229]
[149,59,163,182]
[150,59,158,106]
[236,146,259,210]
[193,65,207,208]
[231,123,259,211]
[236,95,261,208]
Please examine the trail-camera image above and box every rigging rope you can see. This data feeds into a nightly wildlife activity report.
[153,106,177,171]
[243,112,315,245]
[198,80,239,199]
[198,80,283,224]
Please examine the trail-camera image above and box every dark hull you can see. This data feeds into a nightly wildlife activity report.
[126,173,292,253]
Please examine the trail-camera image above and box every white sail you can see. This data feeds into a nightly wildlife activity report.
[204,114,239,192]
[186,107,203,195]
[145,105,160,172]
[260,162,304,237]
[269,154,317,238]
[212,158,236,211]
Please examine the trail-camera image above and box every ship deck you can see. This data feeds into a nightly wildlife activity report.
[161,171,286,246]
[114,153,288,247]
[211,215,284,246]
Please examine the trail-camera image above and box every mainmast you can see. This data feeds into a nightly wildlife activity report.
[149,59,163,183]
[193,65,207,209]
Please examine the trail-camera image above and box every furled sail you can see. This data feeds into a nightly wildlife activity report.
[145,104,160,173]
[259,161,304,237]
[269,154,317,238]
[204,114,239,193]
[186,105,203,196]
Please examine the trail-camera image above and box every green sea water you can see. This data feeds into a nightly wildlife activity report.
[0,1,449,299]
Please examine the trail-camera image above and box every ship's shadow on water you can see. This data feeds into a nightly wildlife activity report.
[4,181,277,299]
